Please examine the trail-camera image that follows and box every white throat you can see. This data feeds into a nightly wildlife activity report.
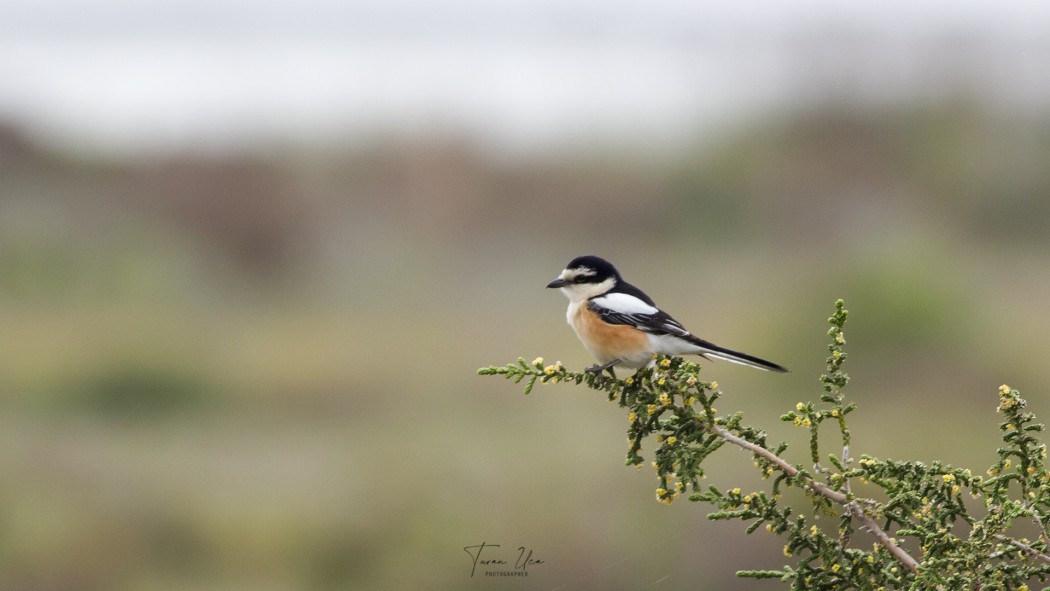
[558,276,616,303]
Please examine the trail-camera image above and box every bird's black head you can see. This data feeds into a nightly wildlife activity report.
[546,255,621,290]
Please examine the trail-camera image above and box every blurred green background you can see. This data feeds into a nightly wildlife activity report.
[3,2,1050,590]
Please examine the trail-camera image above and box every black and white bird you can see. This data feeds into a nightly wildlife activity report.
[546,255,788,374]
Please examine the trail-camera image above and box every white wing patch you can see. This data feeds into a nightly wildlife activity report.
[655,316,691,337]
[590,292,659,315]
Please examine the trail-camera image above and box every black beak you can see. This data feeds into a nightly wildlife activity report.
[546,277,569,289]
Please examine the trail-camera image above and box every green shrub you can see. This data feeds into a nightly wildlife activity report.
[481,300,1050,590]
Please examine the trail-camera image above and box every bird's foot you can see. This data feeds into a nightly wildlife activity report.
[585,360,621,387]
[585,359,621,375]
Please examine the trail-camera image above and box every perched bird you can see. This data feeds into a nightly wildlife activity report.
[546,255,788,374]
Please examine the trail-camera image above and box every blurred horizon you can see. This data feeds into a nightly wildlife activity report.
[4,0,1050,156]
[3,2,1050,590]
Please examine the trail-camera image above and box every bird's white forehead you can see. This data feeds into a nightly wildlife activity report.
[560,266,596,279]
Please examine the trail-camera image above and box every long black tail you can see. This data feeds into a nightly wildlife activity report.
[687,336,789,373]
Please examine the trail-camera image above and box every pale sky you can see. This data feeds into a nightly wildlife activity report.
[2,0,1048,154]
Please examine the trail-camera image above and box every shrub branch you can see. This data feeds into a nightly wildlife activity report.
[479,299,1050,589]
[708,422,920,573]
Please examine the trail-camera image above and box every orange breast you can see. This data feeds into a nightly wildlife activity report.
[572,304,649,364]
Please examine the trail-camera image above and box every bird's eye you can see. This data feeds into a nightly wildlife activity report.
[573,276,588,284]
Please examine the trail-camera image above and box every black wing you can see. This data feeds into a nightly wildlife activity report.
[586,298,692,338]
[587,294,789,373]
